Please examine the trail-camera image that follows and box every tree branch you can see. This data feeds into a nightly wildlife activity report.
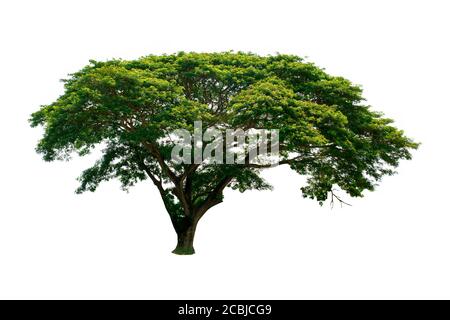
[141,141,179,184]
[330,189,352,208]
[194,176,234,221]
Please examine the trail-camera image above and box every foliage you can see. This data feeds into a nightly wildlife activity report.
[30,52,418,229]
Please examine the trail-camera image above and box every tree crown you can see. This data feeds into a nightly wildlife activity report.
[30,52,418,212]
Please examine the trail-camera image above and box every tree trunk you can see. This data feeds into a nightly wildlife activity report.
[172,224,197,255]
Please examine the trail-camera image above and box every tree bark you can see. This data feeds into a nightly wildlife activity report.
[170,176,231,255]
[172,223,197,255]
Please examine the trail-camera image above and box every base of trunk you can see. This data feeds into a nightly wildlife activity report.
[172,246,195,255]
[172,227,196,255]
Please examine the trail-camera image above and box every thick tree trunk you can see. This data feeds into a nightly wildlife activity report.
[172,223,197,255]
[169,190,224,255]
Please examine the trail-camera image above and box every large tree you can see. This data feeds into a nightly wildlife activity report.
[30,52,418,254]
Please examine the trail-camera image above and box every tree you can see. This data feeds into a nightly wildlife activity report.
[30,52,418,255]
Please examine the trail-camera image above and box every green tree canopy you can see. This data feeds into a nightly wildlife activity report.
[30,52,418,254]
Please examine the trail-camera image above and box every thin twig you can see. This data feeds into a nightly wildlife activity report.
[330,189,352,208]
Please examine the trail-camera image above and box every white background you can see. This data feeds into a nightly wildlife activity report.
[0,0,449,299]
